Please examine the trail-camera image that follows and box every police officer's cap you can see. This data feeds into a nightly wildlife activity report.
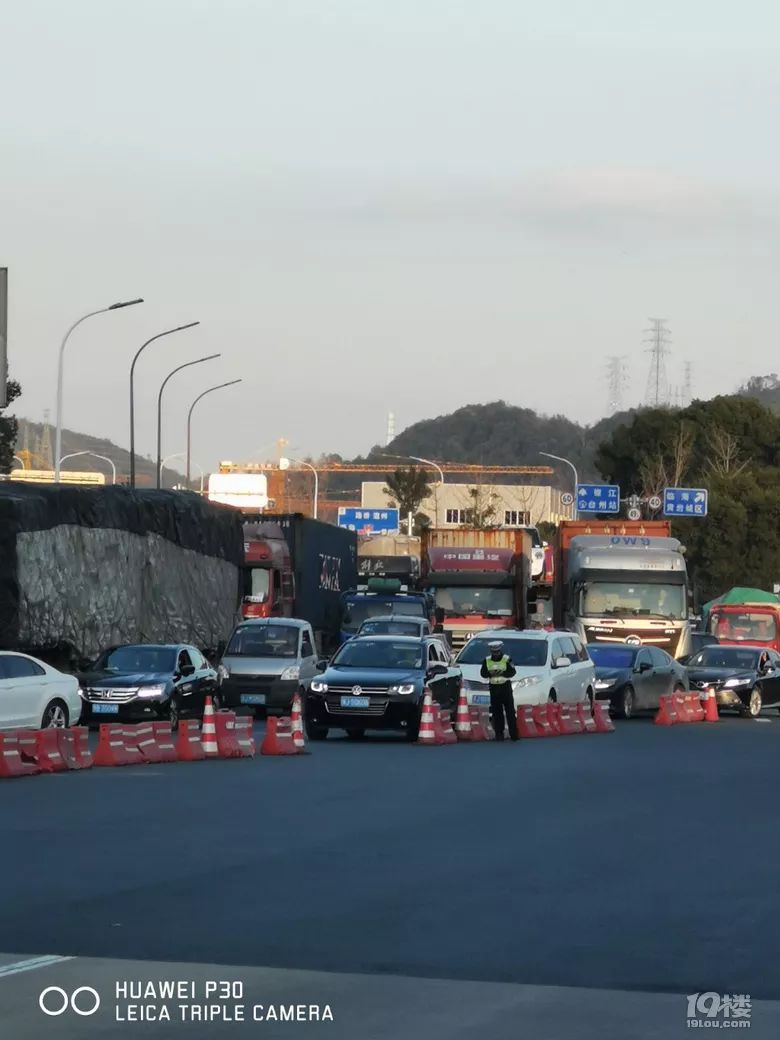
[488,640,503,650]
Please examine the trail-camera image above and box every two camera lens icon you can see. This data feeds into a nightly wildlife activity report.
[39,986,100,1017]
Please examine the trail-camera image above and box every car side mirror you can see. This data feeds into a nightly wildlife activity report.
[554,656,569,669]
[427,663,447,677]
[180,664,196,678]
[216,639,226,659]
[316,659,328,672]
[637,661,652,673]
[764,666,775,675]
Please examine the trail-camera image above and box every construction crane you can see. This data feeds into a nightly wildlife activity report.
[219,462,554,475]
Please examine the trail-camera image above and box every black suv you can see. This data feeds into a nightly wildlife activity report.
[79,644,218,727]
[305,635,461,741]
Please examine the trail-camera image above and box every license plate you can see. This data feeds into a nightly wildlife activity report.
[92,703,119,714]
[240,694,266,705]
[341,696,370,708]
[471,694,490,706]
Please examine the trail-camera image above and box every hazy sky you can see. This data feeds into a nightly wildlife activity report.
[2,0,779,470]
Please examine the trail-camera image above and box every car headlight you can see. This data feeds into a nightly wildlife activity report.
[595,679,617,691]
[217,663,229,682]
[310,680,328,693]
[514,675,542,689]
[137,684,167,699]
[724,678,751,688]
[389,683,416,695]
[280,666,300,681]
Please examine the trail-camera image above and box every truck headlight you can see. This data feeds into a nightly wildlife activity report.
[389,683,416,695]
[138,684,167,699]
[310,680,328,693]
[280,666,300,681]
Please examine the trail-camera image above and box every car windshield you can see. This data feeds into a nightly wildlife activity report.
[100,646,177,673]
[433,587,514,618]
[709,611,778,642]
[341,599,425,632]
[358,620,422,636]
[457,638,547,667]
[588,645,638,669]
[331,639,424,670]
[580,582,686,620]
[688,647,761,670]
[226,626,298,658]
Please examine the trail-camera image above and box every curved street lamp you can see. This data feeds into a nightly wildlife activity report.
[156,353,220,488]
[280,457,319,519]
[54,298,143,481]
[12,454,25,470]
[186,379,241,485]
[379,451,444,526]
[58,450,117,485]
[539,451,578,519]
[160,451,205,493]
[129,321,200,488]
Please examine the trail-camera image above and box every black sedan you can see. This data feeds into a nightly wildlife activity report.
[590,643,689,719]
[78,644,218,727]
[677,631,720,666]
[305,635,461,742]
[686,645,780,718]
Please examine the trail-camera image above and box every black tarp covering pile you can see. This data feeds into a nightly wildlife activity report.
[0,483,244,664]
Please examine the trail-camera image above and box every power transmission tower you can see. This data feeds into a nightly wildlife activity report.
[683,361,693,406]
[38,409,53,469]
[386,411,395,446]
[643,318,672,407]
[606,356,629,414]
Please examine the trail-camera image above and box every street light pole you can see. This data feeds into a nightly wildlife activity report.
[129,321,200,488]
[12,454,24,470]
[291,459,319,519]
[539,451,579,520]
[186,379,241,486]
[379,452,445,526]
[160,452,205,493]
[156,353,220,488]
[58,450,117,485]
[54,298,143,481]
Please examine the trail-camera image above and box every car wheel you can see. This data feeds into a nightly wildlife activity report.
[617,685,635,720]
[168,697,181,731]
[673,683,686,694]
[586,687,594,709]
[41,700,69,729]
[212,691,223,711]
[548,690,558,703]
[305,719,328,741]
[744,687,763,719]
[345,728,365,741]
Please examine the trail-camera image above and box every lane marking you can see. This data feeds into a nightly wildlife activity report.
[0,955,73,979]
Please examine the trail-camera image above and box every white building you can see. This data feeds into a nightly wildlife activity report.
[360,481,569,528]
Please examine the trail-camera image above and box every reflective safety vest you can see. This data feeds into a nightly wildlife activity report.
[484,655,511,683]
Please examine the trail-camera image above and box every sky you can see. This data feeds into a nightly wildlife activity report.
[2,0,779,471]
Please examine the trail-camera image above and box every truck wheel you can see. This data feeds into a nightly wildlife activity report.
[345,728,365,741]
[305,719,328,741]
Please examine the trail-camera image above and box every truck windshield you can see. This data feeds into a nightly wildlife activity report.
[226,626,298,657]
[244,568,269,603]
[341,600,425,632]
[579,582,685,620]
[709,611,778,642]
[433,587,513,617]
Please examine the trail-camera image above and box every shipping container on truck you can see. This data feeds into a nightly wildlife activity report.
[241,514,357,652]
[554,519,691,658]
[420,528,532,652]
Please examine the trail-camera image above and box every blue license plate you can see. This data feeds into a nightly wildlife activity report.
[471,694,490,706]
[341,696,370,708]
[92,703,119,714]
[240,694,266,705]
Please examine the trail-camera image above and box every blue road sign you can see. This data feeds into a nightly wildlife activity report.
[338,507,400,535]
[663,487,708,518]
[576,483,620,514]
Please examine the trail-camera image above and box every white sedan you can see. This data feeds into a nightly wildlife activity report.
[0,652,81,730]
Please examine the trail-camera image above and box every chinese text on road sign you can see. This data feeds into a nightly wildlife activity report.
[576,484,620,514]
[663,488,708,518]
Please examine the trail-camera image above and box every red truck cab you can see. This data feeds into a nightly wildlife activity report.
[242,525,294,619]
[708,604,780,653]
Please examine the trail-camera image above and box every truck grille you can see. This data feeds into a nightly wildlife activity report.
[325,696,388,716]
[84,688,139,703]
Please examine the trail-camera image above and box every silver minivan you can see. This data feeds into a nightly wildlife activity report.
[217,618,319,716]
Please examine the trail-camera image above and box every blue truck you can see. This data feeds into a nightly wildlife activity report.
[338,578,434,645]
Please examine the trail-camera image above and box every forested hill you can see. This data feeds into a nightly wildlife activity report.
[376,401,637,481]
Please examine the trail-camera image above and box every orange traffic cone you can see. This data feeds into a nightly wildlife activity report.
[290,691,306,753]
[417,686,442,745]
[201,696,219,757]
[702,688,719,723]
[453,688,474,741]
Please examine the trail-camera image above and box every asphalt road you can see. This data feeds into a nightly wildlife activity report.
[2,715,780,1038]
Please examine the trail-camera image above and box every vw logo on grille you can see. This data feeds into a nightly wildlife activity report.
[624,635,642,646]
[351,685,363,695]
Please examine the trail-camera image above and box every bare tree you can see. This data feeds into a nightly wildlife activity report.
[704,426,749,478]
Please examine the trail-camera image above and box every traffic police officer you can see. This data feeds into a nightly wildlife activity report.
[480,639,518,741]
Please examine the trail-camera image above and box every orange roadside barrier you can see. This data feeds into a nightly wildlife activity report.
[532,703,556,737]
[437,709,458,745]
[654,694,678,726]
[260,717,298,755]
[215,711,242,758]
[34,729,69,772]
[176,719,206,761]
[576,702,598,733]
[592,702,615,733]
[546,701,562,735]
[516,705,540,738]
[150,721,178,762]
[233,716,256,756]
[0,733,39,778]
[557,705,580,735]
[467,706,486,741]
